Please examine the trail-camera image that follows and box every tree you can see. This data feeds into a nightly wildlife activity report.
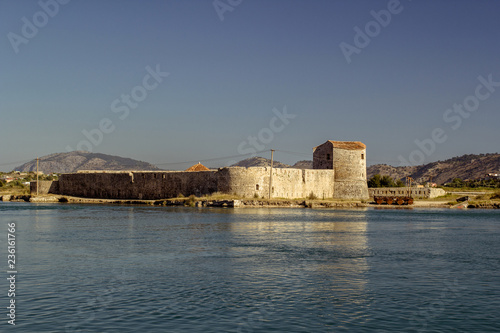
[380,175,396,187]
[368,174,381,188]
[450,178,464,188]
[368,174,404,188]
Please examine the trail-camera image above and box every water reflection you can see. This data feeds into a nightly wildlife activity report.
[4,203,497,332]
[224,209,371,329]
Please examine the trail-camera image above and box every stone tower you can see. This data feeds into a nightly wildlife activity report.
[313,140,369,199]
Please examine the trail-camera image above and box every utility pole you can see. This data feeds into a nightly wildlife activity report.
[269,149,275,199]
[406,176,414,198]
[36,157,39,196]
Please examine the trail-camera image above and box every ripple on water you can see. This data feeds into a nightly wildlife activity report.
[3,204,499,332]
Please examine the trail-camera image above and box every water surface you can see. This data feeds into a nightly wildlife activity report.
[1,203,499,332]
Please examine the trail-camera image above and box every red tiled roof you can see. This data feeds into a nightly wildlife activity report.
[185,163,210,171]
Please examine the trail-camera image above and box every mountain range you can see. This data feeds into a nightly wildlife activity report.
[366,153,500,184]
[15,151,159,173]
[230,156,307,169]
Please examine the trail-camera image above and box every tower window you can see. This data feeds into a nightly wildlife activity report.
[361,153,364,160]
[256,184,259,190]
[327,153,331,160]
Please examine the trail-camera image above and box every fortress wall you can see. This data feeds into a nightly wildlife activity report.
[58,172,134,199]
[30,180,59,195]
[313,141,369,200]
[313,143,333,169]
[216,167,268,197]
[332,148,366,181]
[271,168,305,199]
[132,171,218,199]
[217,167,334,199]
[331,148,369,200]
[301,169,335,199]
[58,171,218,199]
[334,180,370,200]
[56,168,335,200]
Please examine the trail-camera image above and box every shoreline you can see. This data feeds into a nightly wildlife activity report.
[3,193,498,209]
[1,193,498,209]
[1,194,369,208]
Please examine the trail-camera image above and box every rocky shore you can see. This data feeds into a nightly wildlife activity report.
[1,194,369,208]
[1,194,498,209]
[467,202,500,209]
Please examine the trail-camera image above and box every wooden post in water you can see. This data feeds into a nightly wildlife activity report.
[269,149,275,199]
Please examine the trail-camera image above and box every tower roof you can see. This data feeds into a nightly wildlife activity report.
[328,141,366,150]
[313,140,366,151]
[185,162,210,171]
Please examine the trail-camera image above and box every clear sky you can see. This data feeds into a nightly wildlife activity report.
[1,0,499,170]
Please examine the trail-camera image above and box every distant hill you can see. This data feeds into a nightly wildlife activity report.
[231,157,314,169]
[15,151,160,173]
[231,157,290,168]
[291,160,313,169]
[233,153,500,185]
[367,153,500,184]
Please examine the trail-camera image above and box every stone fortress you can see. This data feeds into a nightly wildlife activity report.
[36,140,370,200]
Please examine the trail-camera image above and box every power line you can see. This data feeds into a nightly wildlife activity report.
[153,151,269,167]
[0,150,408,172]
[0,159,32,168]
[275,149,409,164]
[274,149,311,158]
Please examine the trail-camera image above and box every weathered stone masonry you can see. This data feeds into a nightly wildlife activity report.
[30,180,59,195]
[217,167,334,199]
[48,167,335,200]
[57,170,218,200]
[33,140,370,200]
[313,141,369,200]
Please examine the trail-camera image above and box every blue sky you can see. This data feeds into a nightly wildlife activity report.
[1,0,499,170]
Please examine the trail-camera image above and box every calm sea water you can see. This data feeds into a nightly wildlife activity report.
[0,202,499,332]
